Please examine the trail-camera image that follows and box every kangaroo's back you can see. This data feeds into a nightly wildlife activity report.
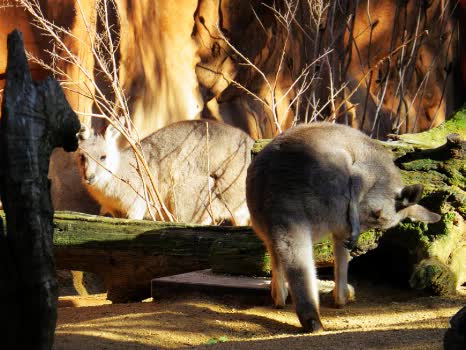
[247,122,396,238]
[139,120,252,176]
[135,120,254,224]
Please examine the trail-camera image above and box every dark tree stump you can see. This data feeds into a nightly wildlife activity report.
[0,30,80,350]
[444,305,466,350]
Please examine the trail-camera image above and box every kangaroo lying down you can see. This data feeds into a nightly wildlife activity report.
[246,122,440,332]
[78,120,254,225]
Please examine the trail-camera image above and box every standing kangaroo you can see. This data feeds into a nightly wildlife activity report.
[246,122,441,332]
[78,119,254,225]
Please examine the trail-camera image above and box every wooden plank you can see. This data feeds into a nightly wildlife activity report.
[151,269,336,303]
[152,269,271,295]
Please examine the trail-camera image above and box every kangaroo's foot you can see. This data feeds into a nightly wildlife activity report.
[297,307,324,333]
[333,283,355,308]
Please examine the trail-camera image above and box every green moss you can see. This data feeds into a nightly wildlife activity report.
[210,229,382,276]
[312,229,382,264]
[426,212,452,236]
[251,139,272,156]
[351,229,383,257]
[449,245,466,287]
[409,258,457,295]
[209,235,271,276]
[399,170,448,192]
[397,109,466,148]
[382,220,431,260]
[445,188,465,218]
[382,142,417,159]
[441,160,466,189]
[401,159,441,172]
[313,239,333,263]
[385,210,454,253]
[416,189,466,220]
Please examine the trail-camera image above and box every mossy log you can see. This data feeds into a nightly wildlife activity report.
[0,209,381,303]
[50,212,256,302]
[375,113,465,296]
[389,110,466,149]
[24,211,376,302]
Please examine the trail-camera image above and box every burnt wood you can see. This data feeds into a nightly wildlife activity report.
[0,30,80,350]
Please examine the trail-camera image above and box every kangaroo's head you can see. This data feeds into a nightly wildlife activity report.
[359,183,441,231]
[77,124,121,187]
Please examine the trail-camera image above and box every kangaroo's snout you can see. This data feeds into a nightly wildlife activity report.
[85,174,96,185]
[78,153,95,184]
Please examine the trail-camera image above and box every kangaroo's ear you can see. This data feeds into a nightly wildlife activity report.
[104,124,120,142]
[399,204,441,223]
[346,174,362,250]
[396,184,423,210]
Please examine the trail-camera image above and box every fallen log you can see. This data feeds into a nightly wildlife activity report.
[47,212,378,302]
[370,112,465,296]
[52,212,254,302]
[1,208,388,303]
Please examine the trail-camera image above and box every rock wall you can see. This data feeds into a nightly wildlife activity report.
[0,0,461,215]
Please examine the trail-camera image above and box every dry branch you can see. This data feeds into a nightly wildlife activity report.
[18,0,176,222]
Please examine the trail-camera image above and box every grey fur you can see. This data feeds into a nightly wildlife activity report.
[246,122,440,332]
[78,120,254,225]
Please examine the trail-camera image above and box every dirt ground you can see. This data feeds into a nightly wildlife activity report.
[54,277,466,350]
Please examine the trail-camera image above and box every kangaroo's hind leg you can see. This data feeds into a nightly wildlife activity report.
[252,223,288,307]
[271,223,323,333]
[268,245,288,308]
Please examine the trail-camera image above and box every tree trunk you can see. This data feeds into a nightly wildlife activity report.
[0,30,80,350]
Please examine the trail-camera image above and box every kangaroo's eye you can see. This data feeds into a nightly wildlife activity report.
[100,155,107,161]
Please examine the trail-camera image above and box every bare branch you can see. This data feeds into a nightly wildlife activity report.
[18,0,175,222]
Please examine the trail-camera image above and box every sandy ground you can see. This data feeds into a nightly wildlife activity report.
[54,278,466,350]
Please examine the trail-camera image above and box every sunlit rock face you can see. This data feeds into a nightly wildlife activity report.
[0,0,461,214]
[192,0,459,140]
